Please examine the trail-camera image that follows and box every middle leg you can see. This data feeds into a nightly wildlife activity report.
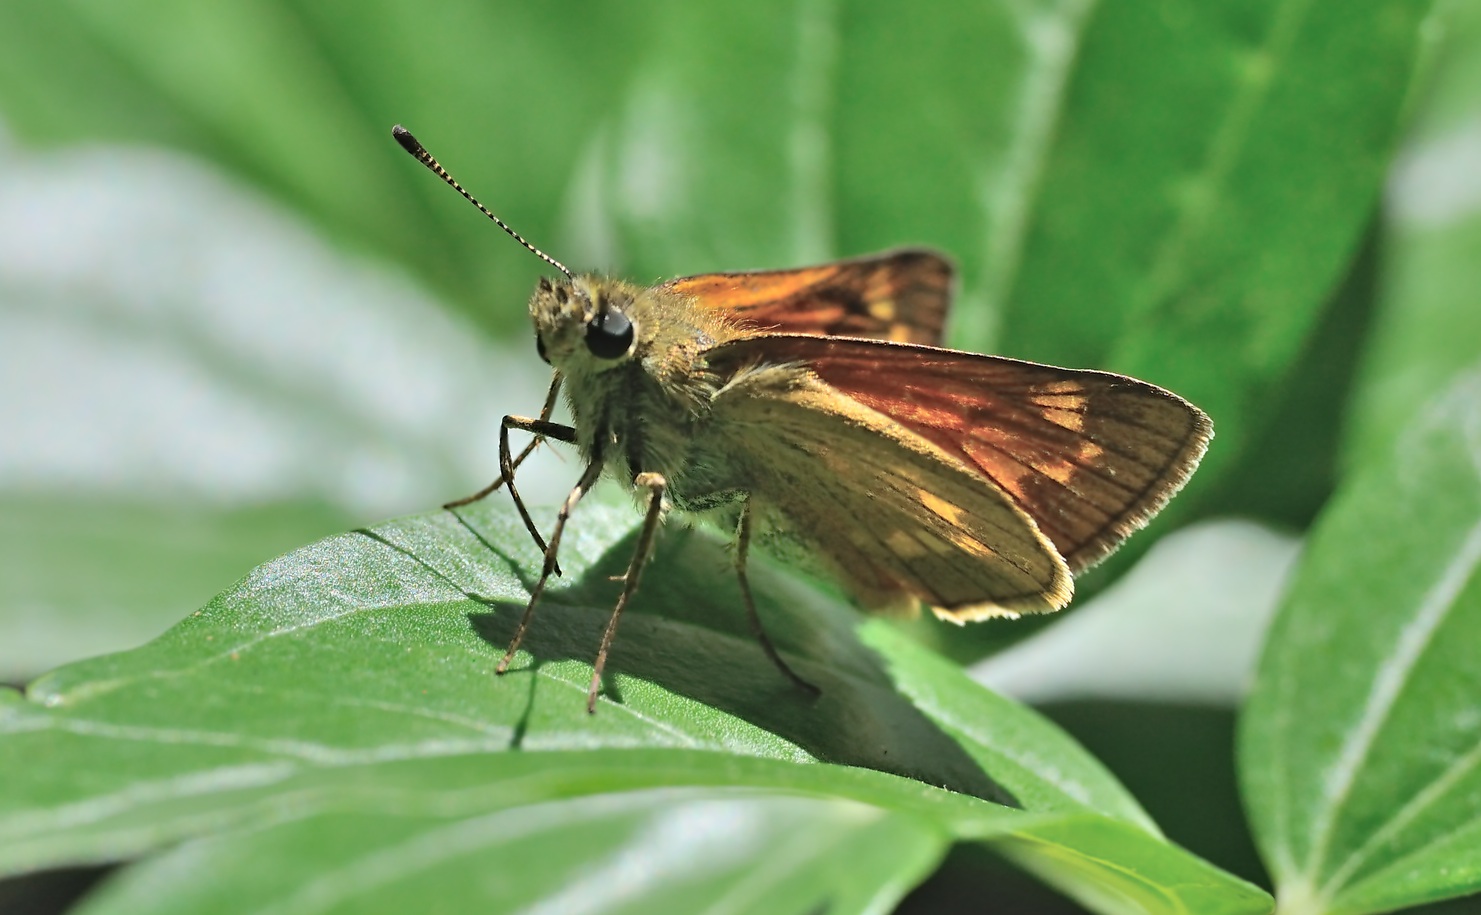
[736,498,819,696]
[586,471,668,713]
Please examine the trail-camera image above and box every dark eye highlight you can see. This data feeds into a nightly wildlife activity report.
[584,309,634,359]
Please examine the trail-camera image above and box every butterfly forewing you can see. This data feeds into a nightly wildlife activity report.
[663,249,951,345]
[706,370,1073,619]
[710,335,1211,574]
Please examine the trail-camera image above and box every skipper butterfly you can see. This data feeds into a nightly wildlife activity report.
[394,126,1212,712]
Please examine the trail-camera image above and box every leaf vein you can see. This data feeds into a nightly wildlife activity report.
[1306,516,1481,877]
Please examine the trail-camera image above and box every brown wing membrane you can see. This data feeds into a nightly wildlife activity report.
[709,335,1212,574]
[709,372,1071,619]
[662,249,952,345]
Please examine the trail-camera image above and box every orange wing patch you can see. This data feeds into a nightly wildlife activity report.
[663,249,952,346]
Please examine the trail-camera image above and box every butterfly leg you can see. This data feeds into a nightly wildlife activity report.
[497,455,604,677]
[497,412,578,575]
[736,499,820,697]
[586,471,668,713]
[444,375,564,509]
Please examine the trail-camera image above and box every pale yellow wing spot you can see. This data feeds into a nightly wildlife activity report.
[1039,406,1086,432]
[1036,380,1083,396]
[1030,383,1090,432]
[1027,440,1106,488]
[943,528,994,559]
[918,489,967,526]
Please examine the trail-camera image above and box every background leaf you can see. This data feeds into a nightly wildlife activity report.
[995,0,1431,495]
[1345,0,1481,473]
[1239,368,1481,914]
[69,789,949,915]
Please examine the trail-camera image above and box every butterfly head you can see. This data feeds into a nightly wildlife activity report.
[529,275,639,371]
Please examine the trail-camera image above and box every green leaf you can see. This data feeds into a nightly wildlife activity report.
[7,747,1266,915]
[857,621,1158,830]
[1,500,1270,913]
[1345,0,1481,472]
[999,0,1433,499]
[566,0,1092,286]
[72,782,950,915]
[0,493,352,680]
[1239,368,1481,914]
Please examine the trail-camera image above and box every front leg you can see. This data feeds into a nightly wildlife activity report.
[498,412,577,567]
[586,471,668,713]
[444,374,564,509]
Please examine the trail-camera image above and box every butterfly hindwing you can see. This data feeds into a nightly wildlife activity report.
[708,334,1212,574]
[702,362,1072,620]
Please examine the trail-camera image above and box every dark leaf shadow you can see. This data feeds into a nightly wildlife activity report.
[440,519,1018,807]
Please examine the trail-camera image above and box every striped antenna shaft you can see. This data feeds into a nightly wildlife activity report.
[392,125,573,280]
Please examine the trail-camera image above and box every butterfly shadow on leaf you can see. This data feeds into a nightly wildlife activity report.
[454,518,1016,807]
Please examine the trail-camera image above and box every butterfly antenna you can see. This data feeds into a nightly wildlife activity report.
[392,125,573,280]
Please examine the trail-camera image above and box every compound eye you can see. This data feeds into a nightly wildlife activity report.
[535,334,550,365]
[584,309,634,359]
